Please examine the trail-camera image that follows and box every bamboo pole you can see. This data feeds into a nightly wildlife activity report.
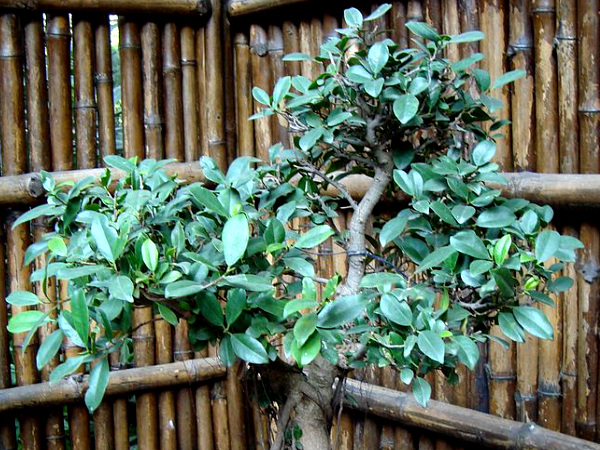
[380,368,398,450]
[142,21,165,160]
[181,25,201,161]
[441,0,460,61]
[457,0,480,58]
[250,24,273,162]
[223,7,237,162]
[577,0,600,441]
[25,14,66,450]
[46,15,73,171]
[174,320,197,450]
[268,25,288,146]
[163,22,185,160]
[0,358,227,412]
[228,0,311,16]
[95,16,117,157]
[424,0,442,31]
[196,27,209,157]
[282,20,300,77]
[556,0,579,436]
[0,0,211,15]
[508,0,537,424]
[110,352,130,450]
[74,16,98,169]
[234,31,255,157]
[205,0,228,169]
[119,18,145,160]
[209,345,231,450]
[390,1,407,49]
[155,316,178,450]
[344,380,600,450]
[195,348,216,450]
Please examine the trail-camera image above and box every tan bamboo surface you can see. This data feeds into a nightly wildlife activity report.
[208,345,232,450]
[223,9,238,162]
[182,25,201,161]
[94,16,117,157]
[250,24,273,162]
[173,320,197,450]
[163,22,185,160]
[155,316,178,450]
[234,32,255,157]
[142,21,165,160]
[0,0,211,15]
[194,348,216,450]
[196,27,210,157]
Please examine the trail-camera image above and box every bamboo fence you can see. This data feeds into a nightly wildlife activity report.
[1,1,600,450]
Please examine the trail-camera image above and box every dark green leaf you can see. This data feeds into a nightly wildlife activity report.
[317,294,367,328]
[157,303,178,326]
[222,275,274,292]
[417,330,445,363]
[91,217,117,263]
[430,201,458,226]
[219,335,236,367]
[380,294,412,326]
[291,332,321,367]
[450,231,490,260]
[416,246,457,273]
[49,355,86,385]
[476,206,516,228]
[36,329,63,370]
[393,94,419,124]
[406,21,439,41]
[165,280,207,298]
[85,359,109,413]
[380,210,411,246]
[498,312,525,343]
[231,334,269,364]
[294,225,334,249]
[412,377,432,407]
[12,204,63,229]
[294,313,318,347]
[226,289,246,326]
[71,290,89,345]
[200,293,223,327]
[189,185,229,217]
[513,306,553,340]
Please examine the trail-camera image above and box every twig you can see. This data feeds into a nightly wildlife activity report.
[297,162,359,210]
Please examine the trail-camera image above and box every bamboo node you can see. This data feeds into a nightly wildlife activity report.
[485,365,516,382]
[181,58,197,66]
[0,53,23,59]
[74,103,97,110]
[559,371,577,379]
[531,7,556,14]
[537,388,561,398]
[208,138,227,146]
[94,73,113,84]
[251,42,268,57]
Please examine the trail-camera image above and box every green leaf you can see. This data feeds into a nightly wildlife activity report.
[141,239,159,272]
[85,359,109,413]
[513,306,554,340]
[453,336,479,370]
[12,204,63,229]
[273,76,292,105]
[380,294,412,326]
[299,128,323,151]
[547,276,574,293]
[417,330,445,363]
[7,310,47,334]
[223,214,250,266]
[294,313,318,347]
[451,205,476,224]
[58,313,85,348]
[104,155,136,172]
[469,260,493,276]
[535,230,560,262]
[412,377,432,407]
[346,65,373,84]
[50,355,86,385]
[282,52,313,62]
[222,274,274,292]
[493,235,512,266]
[294,225,334,249]
[284,299,319,318]
[449,31,485,43]
[364,4,392,21]
[157,303,178,326]
[109,276,134,303]
[380,210,411,246]
[200,293,223,327]
[219,335,236,367]
[400,368,414,385]
[252,87,270,106]
[226,289,246,326]
[284,257,315,278]
[393,94,419,124]
[364,78,385,98]
[291,332,321,367]
[231,334,269,364]
[476,206,516,228]
[450,53,484,72]
[406,21,440,41]
[6,291,41,307]
[492,69,526,90]
[165,280,207,298]
[56,265,110,280]
[91,217,118,263]
[368,42,389,74]
[189,185,229,217]
[48,236,68,256]
[409,77,429,95]
[472,141,496,166]
[416,246,457,273]
[71,290,89,345]
[317,294,367,328]
[430,201,458,226]
[36,329,64,370]
[344,7,363,28]
[498,312,525,343]
[361,272,407,289]
[327,110,353,127]
[491,268,517,297]
[159,270,182,284]
[474,68,491,91]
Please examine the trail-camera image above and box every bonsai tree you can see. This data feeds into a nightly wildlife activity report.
[8,4,582,449]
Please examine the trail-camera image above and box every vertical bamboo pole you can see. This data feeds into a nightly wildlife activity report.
[95,16,117,158]
[1,14,43,450]
[268,25,288,146]
[380,368,397,450]
[250,24,272,162]
[46,14,73,171]
[556,0,579,436]
[209,346,231,450]
[181,25,201,162]
[424,0,442,30]
[441,0,460,61]
[390,1,408,49]
[163,22,184,161]
[457,0,480,60]
[282,20,300,77]
[109,351,129,450]
[195,348,215,450]
[407,1,424,34]
[507,0,538,424]
[174,320,197,450]
[119,19,144,160]
[509,1,535,171]
[225,360,247,450]
[25,14,67,450]
[74,15,98,169]
[223,7,237,162]
[155,317,177,450]
[234,31,255,157]
[205,0,227,169]
[141,21,164,160]
[577,0,600,441]
[196,27,209,157]
[532,0,561,432]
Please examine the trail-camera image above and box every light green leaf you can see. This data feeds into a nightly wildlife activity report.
[142,239,159,272]
[412,377,432,407]
[469,260,493,276]
[430,201,458,226]
[360,272,407,289]
[344,7,363,28]
[405,21,440,41]
[299,128,323,151]
[472,141,496,166]
[513,306,554,340]
[393,94,419,124]
[364,4,392,21]
[36,329,63,370]
[380,210,411,247]
[48,237,68,256]
[417,330,445,363]
[380,294,412,326]
[50,355,86,385]
[165,280,206,298]
[273,76,291,105]
[476,206,516,228]
[252,87,270,106]
[12,204,63,229]
[71,290,89,345]
[294,313,318,347]
[364,78,385,97]
[317,294,367,328]
[408,77,429,95]
[453,335,479,370]
[451,205,476,224]
[346,65,373,84]
[294,225,334,249]
[493,235,512,266]
[109,276,134,303]
[492,69,526,90]
[283,299,319,318]
[451,53,484,72]
[535,230,560,262]
[56,265,110,280]
[282,52,313,62]
[498,312,525,343]
[450,230,490,260]
[157,303,178,326]
[85,359,109,413]
[231,334,269,364]
[222,274,274,292]
[368,42,389,74]
[415,246,457,273]
[284,257,315,278]
[449,31,484,43]
[400,368,414,385]
[58,313,86,348]
[91,217,117,263]
[223,214,250,266]
[189,185,229,217]
[6,291,41,307]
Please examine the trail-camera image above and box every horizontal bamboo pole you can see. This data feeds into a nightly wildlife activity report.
[0,357,226,413]
[344,379,600,450]
[0,0,210,15]
[228,0,310,16]
[2,166,600,208]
